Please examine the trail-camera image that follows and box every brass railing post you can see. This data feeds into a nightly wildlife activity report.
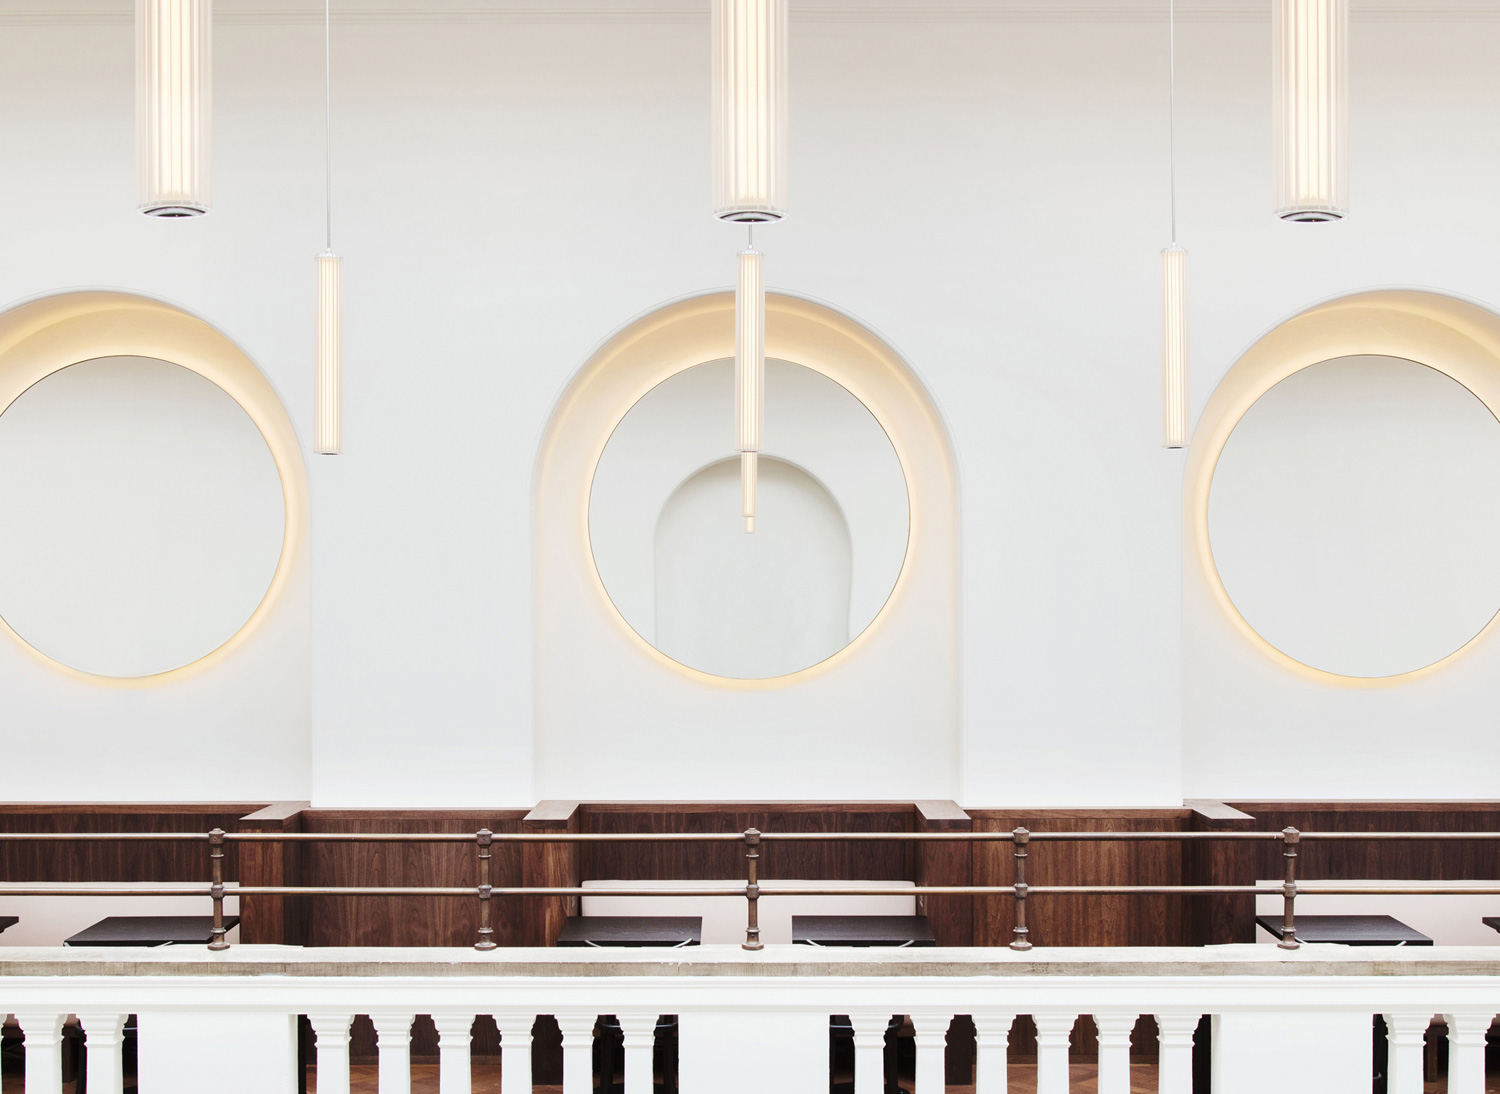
[742,828,763,951]
[1279,826,1300,950]
[475,828,497,951]
[1010,826,1032,951]
[208,828,229,951]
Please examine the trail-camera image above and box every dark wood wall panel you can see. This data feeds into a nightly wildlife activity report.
[579,802,915,882]
[969,810,1193,948]
[296,811,528,949]
[0,804,261,883]
[1229,802,1500,883]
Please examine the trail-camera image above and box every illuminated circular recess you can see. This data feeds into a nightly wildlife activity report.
[1208,355,1500,678]
[589,358,910,679]
[0,356,286,678]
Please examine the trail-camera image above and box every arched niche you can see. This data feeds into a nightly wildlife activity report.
[1186,289,1500,687]
[533,292,960,800]
[0,291,308,686]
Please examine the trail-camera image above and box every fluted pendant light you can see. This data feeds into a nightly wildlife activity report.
[736,244,765,532]
[1273,0,1347,221]
[1161,0,1189,449]
[137,0,211,216]
[314,0,342,456]
[712,0,787,222]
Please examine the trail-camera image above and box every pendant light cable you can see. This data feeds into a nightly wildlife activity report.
[1168,0,1177,245]
[324,0,332,252]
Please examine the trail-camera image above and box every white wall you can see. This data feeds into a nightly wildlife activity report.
[0,1,1496,805]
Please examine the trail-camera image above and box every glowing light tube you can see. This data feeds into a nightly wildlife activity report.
[1273,0,1347,221]
[1162,244,1189,449]
[137,0,212,216]
[736,246,764,531]
[315,251,342,455]
[712,0,787,222]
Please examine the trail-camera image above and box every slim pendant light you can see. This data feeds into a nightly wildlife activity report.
[1273,0,1347,221]
[736,239,765,533]
[1162,0,1189,449]
[137,0,211,216]
[314,0,342,456]
[712,0,787,222]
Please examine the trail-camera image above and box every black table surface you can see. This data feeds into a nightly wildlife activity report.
[792,915,936,947]
[556,916,702,947]
[1482,917,1500,934]
[64,915,241,947]
[1255,914,1432,946]
[0,916,16,934]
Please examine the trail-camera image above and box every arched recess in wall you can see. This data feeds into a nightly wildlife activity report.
[533,292,960,800]
[1185,289,1500,687]
[0,291,308,686]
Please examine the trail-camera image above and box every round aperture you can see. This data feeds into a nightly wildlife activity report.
[1208,355,1500,678]
[0,356,286,677]
[589,359,910,679]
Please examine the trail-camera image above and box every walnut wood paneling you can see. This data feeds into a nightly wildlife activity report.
[297,810,527,949]
[1183,801,1257,946]
[0,804,260,883]
[522,801,581,947]
[578,802,915,882]
[969,809,1193,949]
[914,800,973,947]
[238,802,309,946]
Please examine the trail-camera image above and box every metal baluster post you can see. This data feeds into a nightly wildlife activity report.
[742,828,763,950]
[208,827,229,951]
[1279,826,1300,950]
[1010,826,1032,951]
[475,828,497,951]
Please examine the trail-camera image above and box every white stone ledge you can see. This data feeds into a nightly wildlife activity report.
[4,943,1500,979]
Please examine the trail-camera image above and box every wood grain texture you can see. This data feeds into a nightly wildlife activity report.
[1184,803,1257,946]
[915,801,973,947]
[0,805,257,883]
[523,802,581,947]
[237,804,308,945]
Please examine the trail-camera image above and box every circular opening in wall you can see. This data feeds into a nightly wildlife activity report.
[1207,354,1500,678]
[588,358,910,679]
[0,355,287,678]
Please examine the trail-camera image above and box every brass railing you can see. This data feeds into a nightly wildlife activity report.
[4,827,1500,952]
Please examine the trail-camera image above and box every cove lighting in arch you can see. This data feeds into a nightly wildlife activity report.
[712,0,787,222]
[1273,0,1347,222]
[137,0,212,217]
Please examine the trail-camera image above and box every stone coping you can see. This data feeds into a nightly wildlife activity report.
[2,944,1500,978]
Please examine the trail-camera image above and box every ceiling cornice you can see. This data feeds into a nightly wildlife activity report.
[0,2,1494,27]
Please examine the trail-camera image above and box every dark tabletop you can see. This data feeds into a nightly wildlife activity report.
[64,916,240,947]
[792,915,936,947]
[1482,917,1500,934]
[1255,914,1432,946]
[556,916,702,948]
[0,916,16,934]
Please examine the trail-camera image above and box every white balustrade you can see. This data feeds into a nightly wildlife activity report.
[0,945,1496,1094]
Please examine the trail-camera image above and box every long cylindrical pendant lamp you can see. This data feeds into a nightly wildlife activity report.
[314,251,342,454]
[137,0,211,216]
[1162,245,1189,448]
[712,0,787,222]
[736,246,765,532]
[1273,0,1347,221]
[1161,0,1189,449]
[313,0,342,455]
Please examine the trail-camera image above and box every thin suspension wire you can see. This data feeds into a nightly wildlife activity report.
[324,0,332,251]
[1168,0,1177,244]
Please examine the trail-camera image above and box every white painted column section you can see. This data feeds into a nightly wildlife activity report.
[137,1011,299,1094]
[493,1013,536,1094]
[1211,1011,1369,1094]
[433,1013,476,1094]
[557,1014,598,1094]
[1033,1013,1076,1094]
[15,1012,66,1094]
[75,1012,128,1094]
[972,1012,1015,1094]
[911,1013,954,1094]
[1153,1014,1199,1094]
[370,1013,417,1094]
[1443,1012,1495,1094]
[678,1012,828,1094]
[1382,1013,1430,1094]
[618,1013,658,1094]
[849,1013,890,1094]
[1093,1013,1136,1094]
[307,1013,355,1094]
